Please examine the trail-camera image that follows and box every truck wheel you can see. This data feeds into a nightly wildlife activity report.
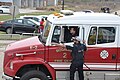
[20,70,48,80]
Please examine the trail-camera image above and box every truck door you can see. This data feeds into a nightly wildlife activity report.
[48,26,80,70]
[48,26,71,70]
[84,26,117,70]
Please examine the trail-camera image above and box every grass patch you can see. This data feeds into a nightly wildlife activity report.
[0,15,12,21]
[0,31,5,34]
[0,11,55,21]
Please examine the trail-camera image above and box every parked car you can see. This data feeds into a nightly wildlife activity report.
[28,19,40,26]
[0,19,39,34]
[73,10,94,15]
[20,15,48,23]
[0,6,10,13]
[81,10,94,13]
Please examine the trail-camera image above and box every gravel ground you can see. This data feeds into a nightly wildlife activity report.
[19,8,46,13]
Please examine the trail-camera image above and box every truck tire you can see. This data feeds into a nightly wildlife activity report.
[20,70,48,80]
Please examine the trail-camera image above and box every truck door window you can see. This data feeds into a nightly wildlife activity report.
[64,26,79,43]
[97,27,115,44]
[88,27,97,45]
[52,26,61,43]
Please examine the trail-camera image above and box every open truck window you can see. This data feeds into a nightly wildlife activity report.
[63,26,79,43]
[51,26,79,43]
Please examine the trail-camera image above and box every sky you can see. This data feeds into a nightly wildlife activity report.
[0,0,12,2]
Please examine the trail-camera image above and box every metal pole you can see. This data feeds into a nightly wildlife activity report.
[62,0,64,10]
[11,5,15,34]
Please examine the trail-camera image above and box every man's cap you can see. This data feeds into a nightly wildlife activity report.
[75,36,81,41]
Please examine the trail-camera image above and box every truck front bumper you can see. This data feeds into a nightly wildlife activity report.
[2,73,13,80]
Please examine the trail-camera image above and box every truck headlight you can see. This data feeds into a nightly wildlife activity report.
[10,62,13,70]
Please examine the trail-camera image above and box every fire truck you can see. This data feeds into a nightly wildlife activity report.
[2,12,120,80]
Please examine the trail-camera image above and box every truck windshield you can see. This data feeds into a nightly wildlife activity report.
[38,21,51,43]
[42,21,51,39]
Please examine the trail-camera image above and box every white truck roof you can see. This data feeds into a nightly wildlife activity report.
[48,13,120,25]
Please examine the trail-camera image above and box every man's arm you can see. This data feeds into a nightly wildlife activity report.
[82,40,87,51]
[83,44,87,51]
[52,43,73,50]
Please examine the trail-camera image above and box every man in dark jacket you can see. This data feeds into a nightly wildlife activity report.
[58,36,87,80]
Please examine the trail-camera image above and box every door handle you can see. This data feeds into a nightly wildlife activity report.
[56,49,61,52]
[112,54,116,60]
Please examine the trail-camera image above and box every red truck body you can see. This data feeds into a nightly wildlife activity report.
[3,12,120,80]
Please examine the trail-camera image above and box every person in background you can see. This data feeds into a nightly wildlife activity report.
[40,18,44,34]
[88,28,97,45]
[115,12,118,15]
[43,17,47,27]
[56,36,87,80]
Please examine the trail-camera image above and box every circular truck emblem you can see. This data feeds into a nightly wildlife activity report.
[100,50,109,59]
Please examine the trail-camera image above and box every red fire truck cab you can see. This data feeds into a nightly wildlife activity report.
[2,12,120,80]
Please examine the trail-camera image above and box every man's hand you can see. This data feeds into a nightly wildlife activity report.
[82,40,86,44]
